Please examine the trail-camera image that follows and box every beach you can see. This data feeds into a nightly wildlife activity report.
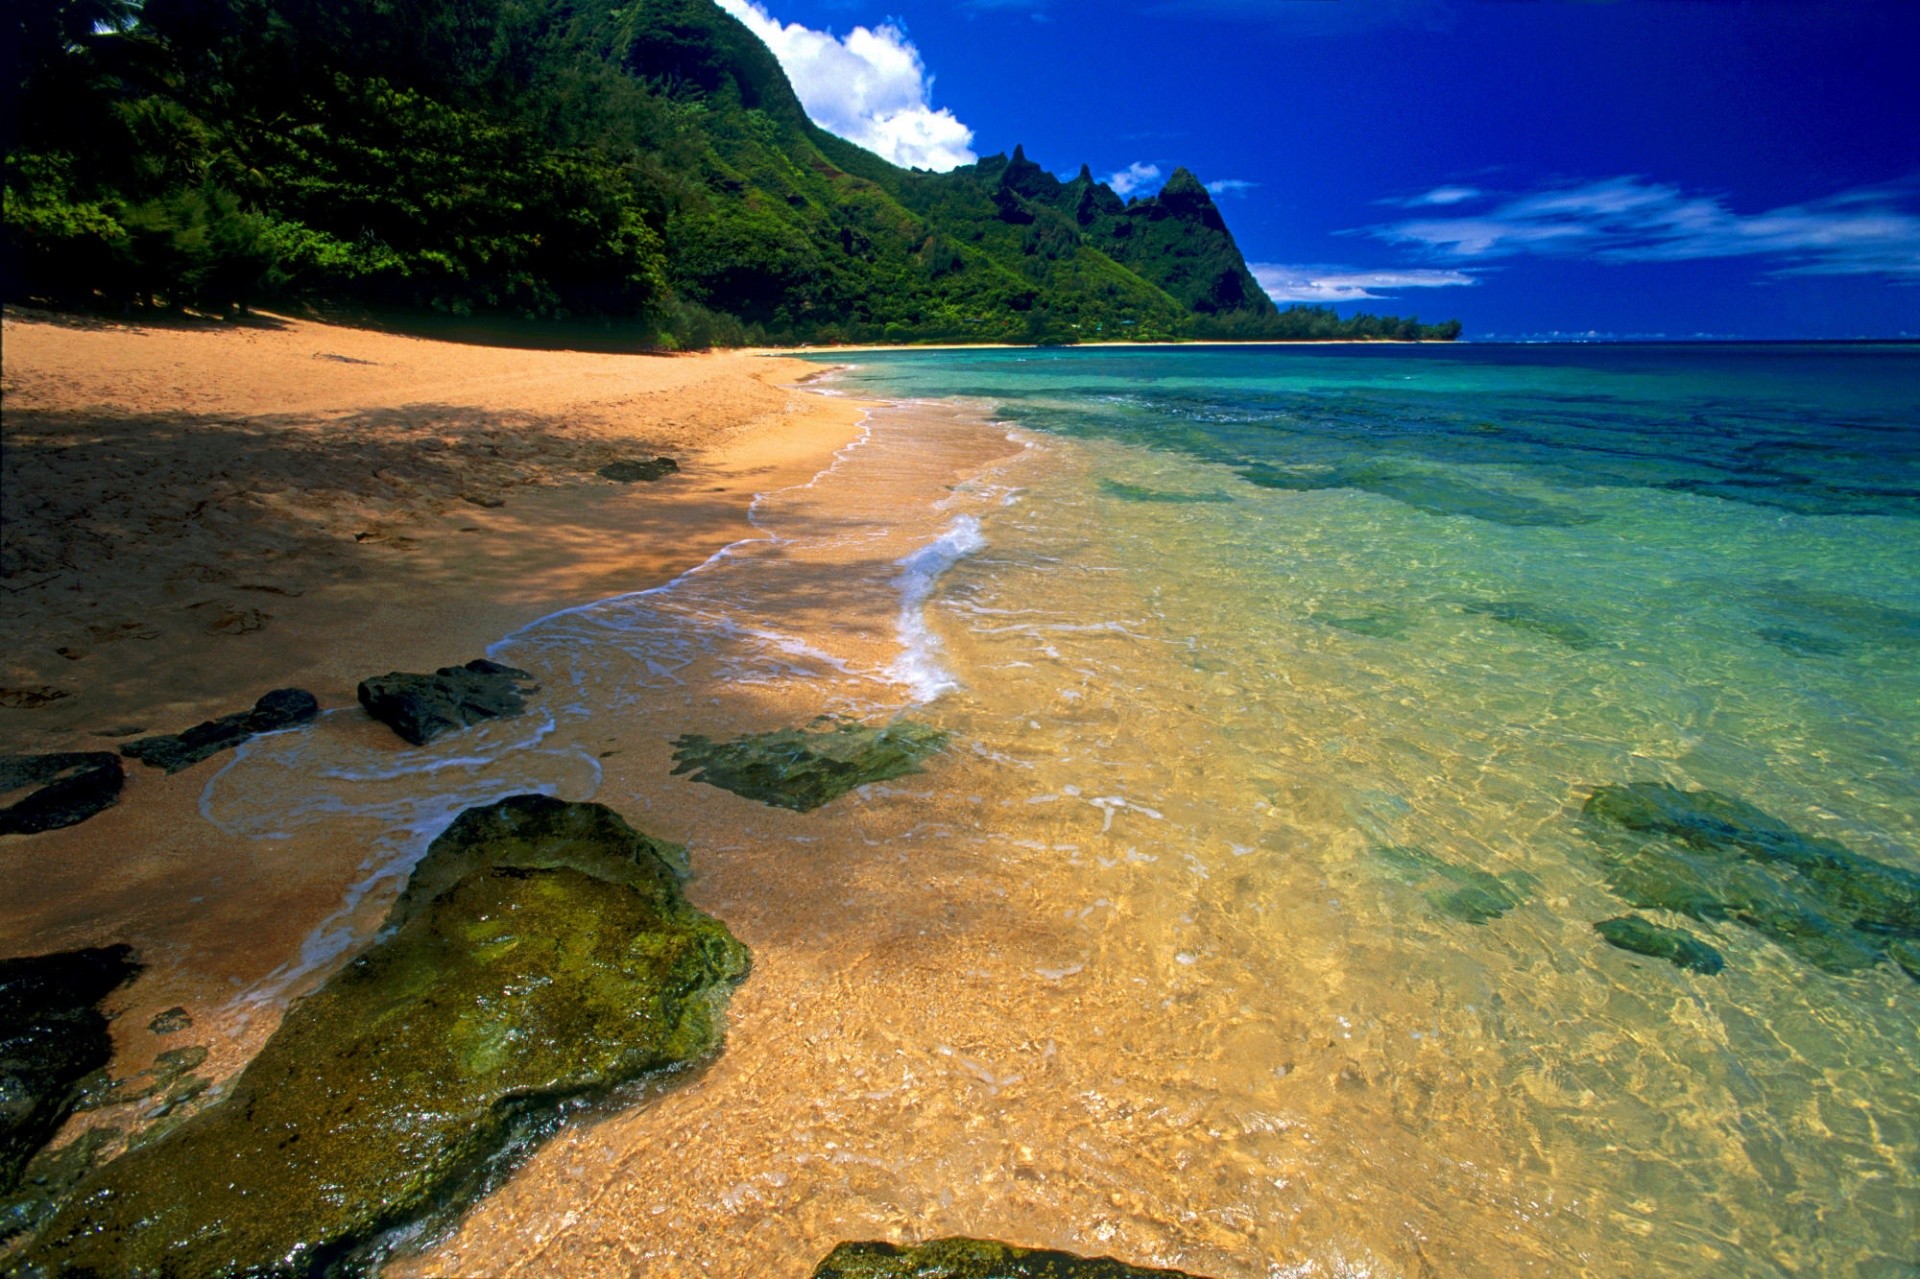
[3,326,1917,1278]
[0,307,872,1081]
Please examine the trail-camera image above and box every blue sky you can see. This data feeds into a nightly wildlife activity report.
[715,0,1920,339]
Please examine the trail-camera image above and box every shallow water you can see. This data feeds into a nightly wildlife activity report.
[184,346,1920,1276]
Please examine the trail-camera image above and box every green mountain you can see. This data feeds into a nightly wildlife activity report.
[2,0,1460,344]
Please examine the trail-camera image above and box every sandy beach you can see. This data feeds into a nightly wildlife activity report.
[0,306,871,1082]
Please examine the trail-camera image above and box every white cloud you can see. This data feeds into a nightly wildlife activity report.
[1251,264,1477,304]
[1405,185,1481,207]
[1108,161,1162,196]
[1206,178,1258,197]
[715,0,977,171]
[1365,175,1920,278]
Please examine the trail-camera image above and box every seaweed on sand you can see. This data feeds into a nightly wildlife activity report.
[1580,782,1920,979]
[672,717,949,812]
[813,1238,1217,1279]
[15,796,749,1278]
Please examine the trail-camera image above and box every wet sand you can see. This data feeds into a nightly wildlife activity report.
[0,307,870,1080]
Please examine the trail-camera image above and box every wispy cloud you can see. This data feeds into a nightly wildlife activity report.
[1206,178,1258,197]
[715,0,977,171]
[1365,175,1920,278]
[1251,264,1477,304]
[1402,185,1481,207]
[1108,162,1163,196]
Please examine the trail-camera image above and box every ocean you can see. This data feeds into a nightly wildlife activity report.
[213,342,1919,1277]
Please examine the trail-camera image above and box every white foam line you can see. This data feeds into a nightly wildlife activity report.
[889,514,987,702]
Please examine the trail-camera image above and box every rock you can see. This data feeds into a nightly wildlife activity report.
[1581,783,1920,977]
[146,1007,191,1036]
[0,1127,119,1243]
[120,688,319,773]
[1376,844,1530,925]
[0,754,125,836]
[813,1238,1217,1279]
[19,797,749,1277]
[598,457,679,483]
[1460,600,1602,651]
[73,1045,210,1112]
[672,717,949,812]
[0,946,141,1193]
[1594,916,1725,975]
[356,658,535,746]
[1097,479,1232,505]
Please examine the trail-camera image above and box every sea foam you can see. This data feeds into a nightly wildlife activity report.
[890,514,986,702]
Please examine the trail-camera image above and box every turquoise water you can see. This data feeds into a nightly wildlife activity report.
[807,343,1920,1276]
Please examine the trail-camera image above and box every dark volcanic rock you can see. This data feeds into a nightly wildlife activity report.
[356,658,535,746]
[813,1238,1217,1279]
[1581,782,1920,979]
[1594,916,1725,975]
[598,457,679,483]
[672,717,949,813]
[120,688,319,773]
[0,945,141,1192]
[0,754,125,835]
[19,796,749,1278]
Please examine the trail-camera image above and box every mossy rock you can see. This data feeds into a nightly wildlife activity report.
[1594,916,1724,975]
[0,946,140,1193]
[671,717,949,812]
[812,1238,1217,1279]
[1376,844,1530,925]
[1580,783,1920,979]
[17,797,749,1278]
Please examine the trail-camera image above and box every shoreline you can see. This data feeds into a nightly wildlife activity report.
[1,305,876,1077]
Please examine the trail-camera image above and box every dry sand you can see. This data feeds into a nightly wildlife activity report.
[0,305,868,1078]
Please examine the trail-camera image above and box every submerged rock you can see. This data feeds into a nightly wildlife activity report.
[0,945,141,1193]
[1581,782,1920,978]
[356,658,535,746]
[18,796,749,1277]
[1594,916,1725,975]
[1460,600,1602,651]
[1238,462,1592,528]
[0,754,124,835]
[813,1238,1217,1279]
[1376,844,1530,925]
[598,457,679,483]
[120,688,319,773]
[672,718,950,812]
[1098,479,1233,505]
[1315,610,1416,640]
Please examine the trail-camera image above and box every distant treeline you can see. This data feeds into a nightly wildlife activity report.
[2,0,1461,346]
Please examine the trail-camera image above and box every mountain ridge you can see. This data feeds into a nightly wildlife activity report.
[2,0,1460,344]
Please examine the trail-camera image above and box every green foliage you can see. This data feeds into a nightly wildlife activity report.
[3,0,1460,344]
